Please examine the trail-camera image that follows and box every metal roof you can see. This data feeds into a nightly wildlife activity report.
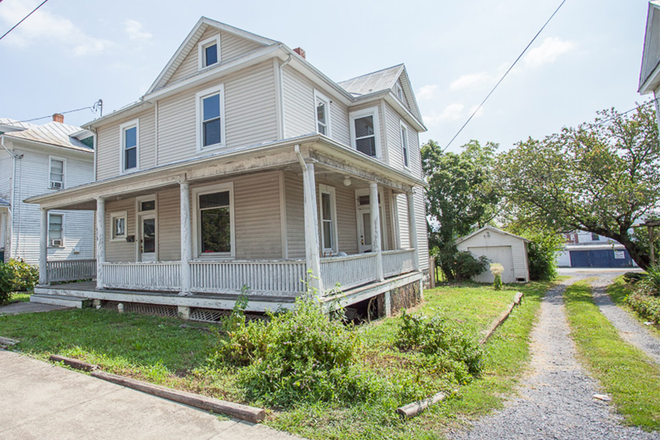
[338,64,404,96]
[0,118,37,132]
[3,122,93,153]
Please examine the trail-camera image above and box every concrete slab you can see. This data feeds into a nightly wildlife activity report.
[0,351,304,440]
[0,301,69,315]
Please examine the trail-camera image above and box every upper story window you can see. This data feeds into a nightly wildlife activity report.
[349,107,381,158]
[196,84,225,151]
[314,90,331,136]
[400,122,409,168]
[198,35,221,69]
[49,157,65,190]
[120,119,139,173]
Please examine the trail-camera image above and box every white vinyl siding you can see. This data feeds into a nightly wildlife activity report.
[49,157,65,190]
[285,172,305,259]
[383,101,421,175]
[105,198,136,262]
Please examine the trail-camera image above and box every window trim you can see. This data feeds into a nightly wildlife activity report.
[110,211,128,242]
[400,121,410,169]
[314,89,332,137]
[195,84,226,152]
[192,182,235,259]
[119,119,140,174]
[349,106,381,159]
[395,81,404,102]
[48,212,65,248]
[318,184,339,255]
[48,156,66,190]
[197,34,221,70]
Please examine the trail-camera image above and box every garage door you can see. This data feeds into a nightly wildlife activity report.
[468,246,515,283]
[570,250,633,268]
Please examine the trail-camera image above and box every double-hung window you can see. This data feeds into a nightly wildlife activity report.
[196,85,225,151]
[350,107,381,158]
[198,35,221,69]
[120,119,139,173]
[319,185,338,255]
[314,90,331,136]
[49,157,64,190]
[194,183,234,257]
[400,122,409,168]
[111,212,127,241]
[48,213,64,247]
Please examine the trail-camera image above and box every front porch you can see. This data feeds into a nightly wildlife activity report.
[29,138,425,314]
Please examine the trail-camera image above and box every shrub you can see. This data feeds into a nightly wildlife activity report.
[453,251,489,281]
[640,265,660,296]
[490,263,504,290]
[6,259,38,291]
[626,291,660,324]
[395,311,483,377]
[0,263,13,305]
[624,272,647,284]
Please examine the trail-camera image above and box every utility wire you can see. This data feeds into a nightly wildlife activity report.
[0,0,50,41]
[444,0,567,151]
[19,100,103,123]
[594,98,659,127]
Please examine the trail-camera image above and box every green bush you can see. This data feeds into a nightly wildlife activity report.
[626,291,660,324]
[0,263,13,305]
[453,251,489,281]
[624,272,647,284]
[6,259,38,291]
[395,311,483,377]
[640,265,660,296]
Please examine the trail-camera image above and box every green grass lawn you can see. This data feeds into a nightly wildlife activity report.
[564,281,660,431]
[0,280,555,439]
[9,291,32,303]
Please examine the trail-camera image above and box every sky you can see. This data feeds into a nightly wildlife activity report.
[0,0,652,152]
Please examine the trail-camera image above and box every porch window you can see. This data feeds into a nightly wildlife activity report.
[48,213,64,247]
[120,119,139,172]
[319,184,338,254]
[111,212,127,241]
[350,107,381,158]
[315,90,331,136]
[196,84,225,151]
[194,183,234,257]
[400,122,409,168]
[49,157,65,190]
[198,35,221,69]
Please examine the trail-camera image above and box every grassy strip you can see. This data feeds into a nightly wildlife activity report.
[9,292,32,303]
[607,277,660,338]
[563,281,660,431]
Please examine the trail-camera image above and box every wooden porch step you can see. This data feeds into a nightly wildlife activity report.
[30,294,92,309]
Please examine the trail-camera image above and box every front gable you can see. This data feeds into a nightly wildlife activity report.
[148,17,277,93]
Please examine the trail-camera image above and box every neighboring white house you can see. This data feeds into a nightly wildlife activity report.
[639,1,660,129]
[456,226,530,284]
[0,116,95,266]
[556,231,634,268]
[27,17,429,317]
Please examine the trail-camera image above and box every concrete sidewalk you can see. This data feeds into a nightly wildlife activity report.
[0,301,69,315]
[0,350,304,440]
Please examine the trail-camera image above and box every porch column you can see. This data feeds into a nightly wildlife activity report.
[180,181,192,296]
[302,162,323,294]
[407,191,420,271]
[96,197,105,290]
[38,208,48,285]
[370,182,384,281]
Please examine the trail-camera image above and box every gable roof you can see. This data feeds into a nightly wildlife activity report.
[639,1,660,94]
[147,17,278,94]
[0,118,36,133]
[3,122,94,153]
[455,225,530,245]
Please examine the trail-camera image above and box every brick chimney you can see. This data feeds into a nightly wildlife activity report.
[293,47,306,59]
[52,113,64,123]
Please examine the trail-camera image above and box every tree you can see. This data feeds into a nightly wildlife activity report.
[422,140,500,279]
[497,104,660,269]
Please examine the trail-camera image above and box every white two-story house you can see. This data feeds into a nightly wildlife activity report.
[0,116,95,271]
[28,18,428,318]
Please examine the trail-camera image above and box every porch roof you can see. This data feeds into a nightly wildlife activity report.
[25,133,426,210]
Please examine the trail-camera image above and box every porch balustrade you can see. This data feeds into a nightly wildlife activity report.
[46,259,97,283]
[320,253,379,292]
[382,249,415,278]
[102,262,181,291]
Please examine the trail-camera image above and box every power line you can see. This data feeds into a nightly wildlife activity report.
[594,98,659,127]
[19,100,103,123]
[444,0,567,151]
[0,0,50,41]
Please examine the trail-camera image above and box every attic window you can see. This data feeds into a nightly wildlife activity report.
[395,82,404,101]
[198,35,221,69]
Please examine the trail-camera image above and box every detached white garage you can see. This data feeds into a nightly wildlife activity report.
[456,226,530,283]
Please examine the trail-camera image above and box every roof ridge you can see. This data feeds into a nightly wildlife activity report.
[337,63,404,85]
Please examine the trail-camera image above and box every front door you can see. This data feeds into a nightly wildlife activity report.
[356,190,387,253]
[358,207,373,253]
[139,215,156,262]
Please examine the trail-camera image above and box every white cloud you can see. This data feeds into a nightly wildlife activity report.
[524,37,574,68]
[417,84,438,101]
[124,19,152,42]
[450,72,495,91]
[424,103,466,125]
[0,0,112,55]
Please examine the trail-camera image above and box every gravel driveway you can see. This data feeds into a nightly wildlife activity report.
[450,273,660,440]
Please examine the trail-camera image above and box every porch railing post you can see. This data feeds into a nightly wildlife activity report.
[38,208,48,285]
[407,191,420,271]
[302,162,323,295]
[370,182,384,281]
[96,197,105,290]
[180,180,192,296]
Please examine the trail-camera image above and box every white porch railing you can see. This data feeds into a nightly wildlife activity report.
[102,262,181,291]
[320,253,379,292]
[190,260,307,296]
[47,259,97,283]
[382,249,416,278]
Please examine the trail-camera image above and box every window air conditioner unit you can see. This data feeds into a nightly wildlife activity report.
[50,239,63,247]
[50,181,63,189]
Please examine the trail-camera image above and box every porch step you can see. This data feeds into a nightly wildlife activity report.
[30,294,92,309]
